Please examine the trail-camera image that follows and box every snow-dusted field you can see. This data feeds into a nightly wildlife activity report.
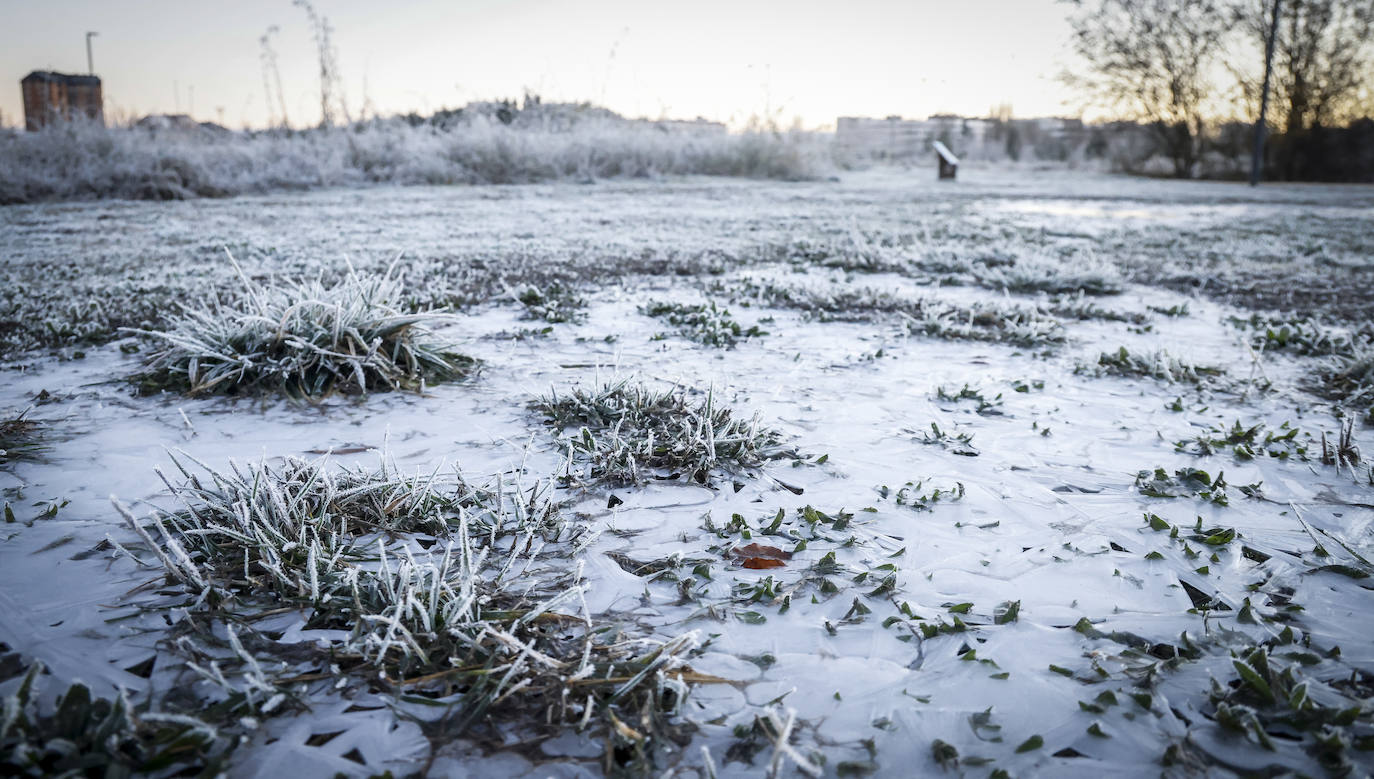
[2,168,1373,777]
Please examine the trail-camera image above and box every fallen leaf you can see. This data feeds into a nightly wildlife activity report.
[731,543,791,568]
[732,542,792,560]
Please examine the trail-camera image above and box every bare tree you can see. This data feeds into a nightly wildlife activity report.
[1235,0,1374,133]
[1062,0,1230,177]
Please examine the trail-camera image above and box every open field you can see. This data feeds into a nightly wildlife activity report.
[2,168,1373,777]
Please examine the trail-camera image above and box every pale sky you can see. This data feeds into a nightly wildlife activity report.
[1,0,1082,130]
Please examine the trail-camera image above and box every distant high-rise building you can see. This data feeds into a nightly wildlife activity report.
[21,71,104,130]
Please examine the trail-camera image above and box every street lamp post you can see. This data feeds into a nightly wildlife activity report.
[86,31,98,75]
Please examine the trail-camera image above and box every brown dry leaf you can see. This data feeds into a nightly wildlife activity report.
[732,542,791,559]
[731,543,791,569]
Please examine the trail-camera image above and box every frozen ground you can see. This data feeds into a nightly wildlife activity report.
[2,167,1373,777]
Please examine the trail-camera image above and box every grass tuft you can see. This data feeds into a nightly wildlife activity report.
[1230,314,1374,358]
[1048,293,1147,324]
[877,479,966,510]
[116,453,704,769]
[1134,467,1261,505]
[1312,346,1374,423]
[128,256,476,398]
[514,282,588,324]
[532,377,794,485]
[980,255,1123,296]
[1175,421,1309,461]
[0,407,42,465]
[1082,347,1223,384]
[138,452,561,597]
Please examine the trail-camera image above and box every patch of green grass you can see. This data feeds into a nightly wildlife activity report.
[698,505,897,617]
[1175,421,1309,461]
[1204,642,1374,773]
[1074,602,1374,775]
[707,504,858,545]
[642,300,765,348]
[514,282,587,324]
[1134,467,1261,505]
[532,377,794,485]
[877,480,965,510]
[129,258,476,399]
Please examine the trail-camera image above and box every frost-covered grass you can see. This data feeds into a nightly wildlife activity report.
[5,171,1372,360]
[1313,347,1374,422]
[117,453,707,769]
[129,258,475,398]
[1047,292,1147,324]
[642,300,765,347]
[902,300,1065,347]
[0,655,229,775]
[1121,217,1374,325]
[0,407,41,465]
[1081,346,1224,384]
[717,278,1066,346]
[1174,420,1310,460]
[5,171,1374,777]
[533,378,793,485]
[1069,608,1374,775]
[1133,466,1258,505]
[772,238,1124,297]
[973,252,1123,296]
[914,421,980,456]
[514,281,588,324]
[131,453,546,594]
[1230,314,1374,358]
[0,118,829,204]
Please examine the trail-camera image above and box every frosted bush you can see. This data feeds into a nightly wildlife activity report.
[0,116,831,204]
